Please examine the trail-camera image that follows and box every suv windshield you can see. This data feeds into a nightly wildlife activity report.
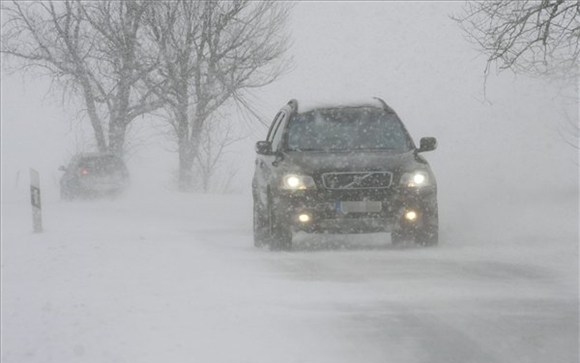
[286,107,412,152]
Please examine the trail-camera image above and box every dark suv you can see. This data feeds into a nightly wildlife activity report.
[59,153,130,200]
[252,98,438,250]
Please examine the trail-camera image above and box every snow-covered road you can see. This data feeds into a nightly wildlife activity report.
[2,188,578,363]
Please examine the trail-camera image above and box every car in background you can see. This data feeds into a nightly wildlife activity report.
[59,153,130,200]
[252,97,438,250]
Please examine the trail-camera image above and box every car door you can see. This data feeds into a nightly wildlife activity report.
[253,107,289,206]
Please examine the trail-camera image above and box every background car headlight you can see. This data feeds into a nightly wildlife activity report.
[281,174,316,190]
[400,171,430,188]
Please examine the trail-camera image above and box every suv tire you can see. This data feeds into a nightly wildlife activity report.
[253,201,269,248]
[392,225,438,247]
[268,198,292,251]
[416,225,439,246]
[270,224,292,251]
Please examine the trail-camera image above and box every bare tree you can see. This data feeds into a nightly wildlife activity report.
[1,0,162,157]
[144,0,292,191]
[453,0,580,78]
[194,112,245,193]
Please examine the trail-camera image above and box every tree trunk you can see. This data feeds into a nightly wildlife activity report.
[79,77,107,153]
[109,121,127,157]
[201,170,210,193]
[176,102,196,191]
[178,139,195,191]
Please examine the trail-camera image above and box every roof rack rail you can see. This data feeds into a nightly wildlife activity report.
[287,99,299,113]
[373,97,396,114]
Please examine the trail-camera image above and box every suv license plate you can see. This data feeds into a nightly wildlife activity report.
[337,201,382,214]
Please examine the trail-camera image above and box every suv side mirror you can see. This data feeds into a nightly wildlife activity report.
[255,141,273,155]
[417,137,437,153]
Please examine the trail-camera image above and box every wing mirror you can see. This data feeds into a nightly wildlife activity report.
[417,137,437,153]
[255,141,273,155]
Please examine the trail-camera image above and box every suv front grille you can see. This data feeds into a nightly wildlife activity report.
[321,171,393,190]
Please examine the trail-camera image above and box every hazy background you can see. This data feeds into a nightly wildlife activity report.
[2,2,578,207]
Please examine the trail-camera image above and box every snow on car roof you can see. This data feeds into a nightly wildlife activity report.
[296,97,393,114]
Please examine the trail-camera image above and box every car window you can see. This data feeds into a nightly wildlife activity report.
[286,107,412,152]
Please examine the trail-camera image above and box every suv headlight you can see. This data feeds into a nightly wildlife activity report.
[281,174,316,190]
[400,171,430,188]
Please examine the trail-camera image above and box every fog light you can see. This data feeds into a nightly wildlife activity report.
[404,210,418,221]
[298,214,311,223]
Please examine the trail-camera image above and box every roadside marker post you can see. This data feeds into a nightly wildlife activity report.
[30,168,43,233]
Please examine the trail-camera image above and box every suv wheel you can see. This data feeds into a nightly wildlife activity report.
[253,201,269,248]
[391,230,409,246]
[415,226,439,246]
[270,224,292,251]
[268,197,292,251]
[392,225,438,247]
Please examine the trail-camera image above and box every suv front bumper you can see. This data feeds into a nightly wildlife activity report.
[271,186,437,234]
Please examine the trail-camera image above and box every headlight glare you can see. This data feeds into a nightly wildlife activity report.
[401,171,430,188]
[281,174,316,190]
[286,176,301,189]
[412,173,426,185]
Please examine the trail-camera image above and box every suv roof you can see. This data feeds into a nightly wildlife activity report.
[288,97,397,115]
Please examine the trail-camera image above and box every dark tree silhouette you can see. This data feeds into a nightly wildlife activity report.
[454,0,580,78]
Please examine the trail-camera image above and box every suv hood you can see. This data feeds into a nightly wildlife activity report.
[281,150,428,175]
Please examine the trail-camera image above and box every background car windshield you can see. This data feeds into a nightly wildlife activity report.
[286,107,411,152]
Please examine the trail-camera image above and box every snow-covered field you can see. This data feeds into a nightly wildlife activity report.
[2,178,577,363]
